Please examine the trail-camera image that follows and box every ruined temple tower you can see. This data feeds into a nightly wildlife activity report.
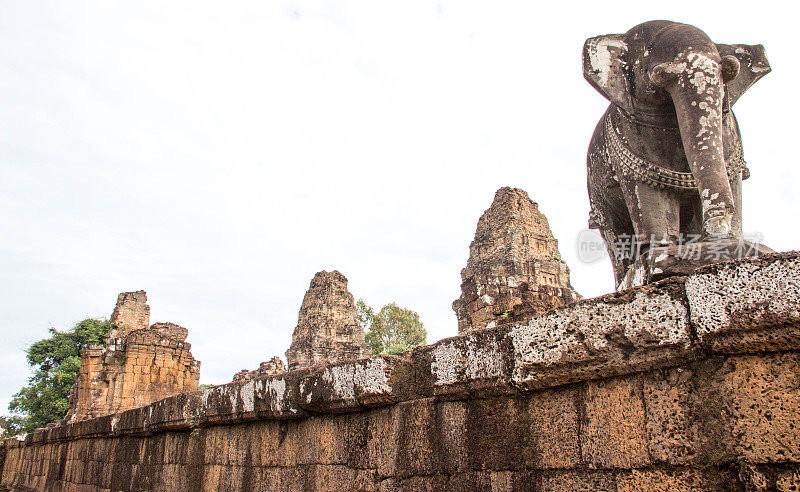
[232,356,286,382]
[64,291,201,422]
[285,270,369,371]
[453,187,580,333]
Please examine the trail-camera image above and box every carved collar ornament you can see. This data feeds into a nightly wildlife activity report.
[605,107,748,191]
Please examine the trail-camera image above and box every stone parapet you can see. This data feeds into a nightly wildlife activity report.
[2,253,799,491]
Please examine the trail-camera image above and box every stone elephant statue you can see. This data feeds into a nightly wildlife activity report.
[583,21,770,284]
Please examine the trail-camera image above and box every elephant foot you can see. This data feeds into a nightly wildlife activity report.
[616,236,774,291]
[702,205,734,236]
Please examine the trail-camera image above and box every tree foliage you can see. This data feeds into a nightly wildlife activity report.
[4,318,112,434]
[357,300,426,355]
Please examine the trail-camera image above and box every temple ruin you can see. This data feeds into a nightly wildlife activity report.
[3,254,800,490]
[63,291,200,423]
[232,356,286,382]
[285,270,369,371]
[453,187,580,333]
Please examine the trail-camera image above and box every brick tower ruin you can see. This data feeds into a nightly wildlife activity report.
[64,291,201,422]
[285,270,368,371]
[453,187,580,333]
[232,356,286,382]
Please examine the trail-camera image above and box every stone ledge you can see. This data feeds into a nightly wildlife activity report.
[686,251,800,353]
[4,253,799,450]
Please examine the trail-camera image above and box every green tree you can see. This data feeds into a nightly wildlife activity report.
[6,318,112,434]
[357,300,426,355]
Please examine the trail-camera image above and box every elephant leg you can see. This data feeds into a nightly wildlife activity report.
[730,175,743,236]
[588,115,635,284]
[592,187,635,286]
[618,175,681,250]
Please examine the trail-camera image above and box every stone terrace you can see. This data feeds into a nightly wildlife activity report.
[2,253,800,491]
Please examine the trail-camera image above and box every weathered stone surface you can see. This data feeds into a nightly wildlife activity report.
[286,270,369,371]
[618,238,774,290]
[63,291,201,423]
[686,252,800,352]
[149,321,189,342]
[525,386,582,470]
[424,326,512,399]
[582,376,650,469]
[537,470,616,491]
[109,290,150,339]
[453,187,580,334]
[2,255,800,491]
[723,353,800,463]
[301,355,413,412]
[615,468,737,491]
[232,356,286,382]
[508,278,692,390]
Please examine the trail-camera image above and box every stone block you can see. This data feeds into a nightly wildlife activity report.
[686,252,800,353]
[421,327,512,399]
[722,353,800,463]
[299,355,414,413]
[536,470,616,491]
[581,376,650,469]
[390,398,443,478]
[510,279,692,391]
[525,386,582,469]
[464,397,528,471]
[615,468,734,491]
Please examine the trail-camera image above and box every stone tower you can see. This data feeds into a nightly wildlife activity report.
[64,291,201,422]
[285,270,368,371]
[232,356,287,382]
[108,290,150,339]
[453,187,580,333]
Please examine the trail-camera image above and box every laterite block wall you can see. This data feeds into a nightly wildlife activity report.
[2,253,799,491]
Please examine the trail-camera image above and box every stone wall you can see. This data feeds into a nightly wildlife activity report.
[2,253,800,491]
[63,292,201,423]
[453,188,580,334]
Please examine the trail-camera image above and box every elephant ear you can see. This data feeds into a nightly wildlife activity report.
[716,44,771,106]
[583,34,633,112]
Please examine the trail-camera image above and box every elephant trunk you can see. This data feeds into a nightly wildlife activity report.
[651,51,736,236]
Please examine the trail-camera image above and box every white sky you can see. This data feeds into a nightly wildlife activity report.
[1,1,798,413]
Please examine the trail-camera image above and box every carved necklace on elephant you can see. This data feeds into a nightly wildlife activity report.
[604,106,749,191]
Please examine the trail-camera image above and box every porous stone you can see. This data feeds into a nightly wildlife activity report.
[149,322,189,342]
[525,386,582,469]
[509,278,692,390]
[581,376,650,469]
[686,252,800,352]
[109,290,150,339]
[285,270,369,371]
[452,187,580,334]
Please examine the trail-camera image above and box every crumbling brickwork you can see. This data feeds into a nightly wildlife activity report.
[3,254,800,491]
[285,270,368,371]
[453,187,580,333]
[63,291,200,423]
[232,356,286,382]
[108,290,150,339]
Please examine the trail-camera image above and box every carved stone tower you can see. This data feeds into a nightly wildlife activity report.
[453,187,580,333]
[285,270,368,371]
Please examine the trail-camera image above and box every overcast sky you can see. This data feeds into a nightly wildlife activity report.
[1,1,797,414]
